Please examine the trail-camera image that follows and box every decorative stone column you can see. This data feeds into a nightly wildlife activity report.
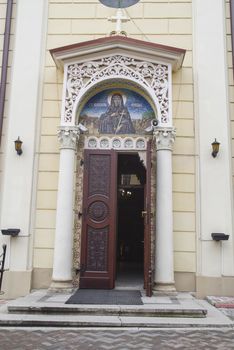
[153,127,176,294]
[50,126,79,290]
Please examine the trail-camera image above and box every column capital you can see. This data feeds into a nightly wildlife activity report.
[154,127,176,151]
[58,126,80,150]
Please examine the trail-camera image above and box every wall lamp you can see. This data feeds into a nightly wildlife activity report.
[211,233,229,241]
[1,228,20,237]
[14,137,23,155]
[211,139,220,158]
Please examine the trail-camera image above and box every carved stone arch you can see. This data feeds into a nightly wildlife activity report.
[63,55,171,127]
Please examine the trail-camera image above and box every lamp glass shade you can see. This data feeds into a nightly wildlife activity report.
[212,139,220,157]
[14,137,23,155]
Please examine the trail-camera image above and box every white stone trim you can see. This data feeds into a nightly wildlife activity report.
[62,55,171,127]
[85,136,147,150]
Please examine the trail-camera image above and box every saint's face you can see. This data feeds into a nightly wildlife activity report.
[112,94,122,107]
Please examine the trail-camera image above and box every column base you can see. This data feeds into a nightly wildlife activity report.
[153,282,177,296]
[49,280,74,293]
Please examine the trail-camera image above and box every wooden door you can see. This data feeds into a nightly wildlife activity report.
[144,141,152,297]
[80,150,117,289]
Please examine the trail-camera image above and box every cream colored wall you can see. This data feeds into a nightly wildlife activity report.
[33,0,195,282]
[0,1,15,212]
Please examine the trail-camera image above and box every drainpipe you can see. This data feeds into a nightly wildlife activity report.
[0,0,13,143]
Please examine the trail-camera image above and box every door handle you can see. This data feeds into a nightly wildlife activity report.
[141,211,147,218]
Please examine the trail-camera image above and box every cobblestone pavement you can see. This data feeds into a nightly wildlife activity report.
[0,328,234,350]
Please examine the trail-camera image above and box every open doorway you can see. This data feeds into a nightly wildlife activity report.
[115,153,146,289]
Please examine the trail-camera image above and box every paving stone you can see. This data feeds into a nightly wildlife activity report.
[0,329,234,350]
[221,309,234,321]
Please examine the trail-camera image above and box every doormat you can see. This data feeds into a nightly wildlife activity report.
[65,289,143,305]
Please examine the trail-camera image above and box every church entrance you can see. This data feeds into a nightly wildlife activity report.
[79,145,152,296]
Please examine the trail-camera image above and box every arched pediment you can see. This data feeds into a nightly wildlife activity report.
[50,36,186,128]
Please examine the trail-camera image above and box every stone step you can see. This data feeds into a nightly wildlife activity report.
[1,291,232,329]
[0,312,232,329]
[8,304,207,318]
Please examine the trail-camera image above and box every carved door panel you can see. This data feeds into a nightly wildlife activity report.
[80,150,117,289]
[144,141,152,297]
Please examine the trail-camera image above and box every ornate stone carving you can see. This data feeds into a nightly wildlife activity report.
[100,138,110,148]
[154,127,176,151]
[65,55,169,124]
[124,138,133,148]
[58,126,80,150]
[136,139,145,149]
[88,138,97,148]
[112,138,121,148]
[85,136,148,150]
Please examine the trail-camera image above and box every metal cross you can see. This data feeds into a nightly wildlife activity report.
[109,8,130,34]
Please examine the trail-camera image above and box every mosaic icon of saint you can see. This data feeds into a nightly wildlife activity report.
[99,93,135,134]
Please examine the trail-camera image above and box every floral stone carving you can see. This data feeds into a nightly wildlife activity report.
[154,127,176,151]
[58,126,80,150]
[64,55,169,125]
